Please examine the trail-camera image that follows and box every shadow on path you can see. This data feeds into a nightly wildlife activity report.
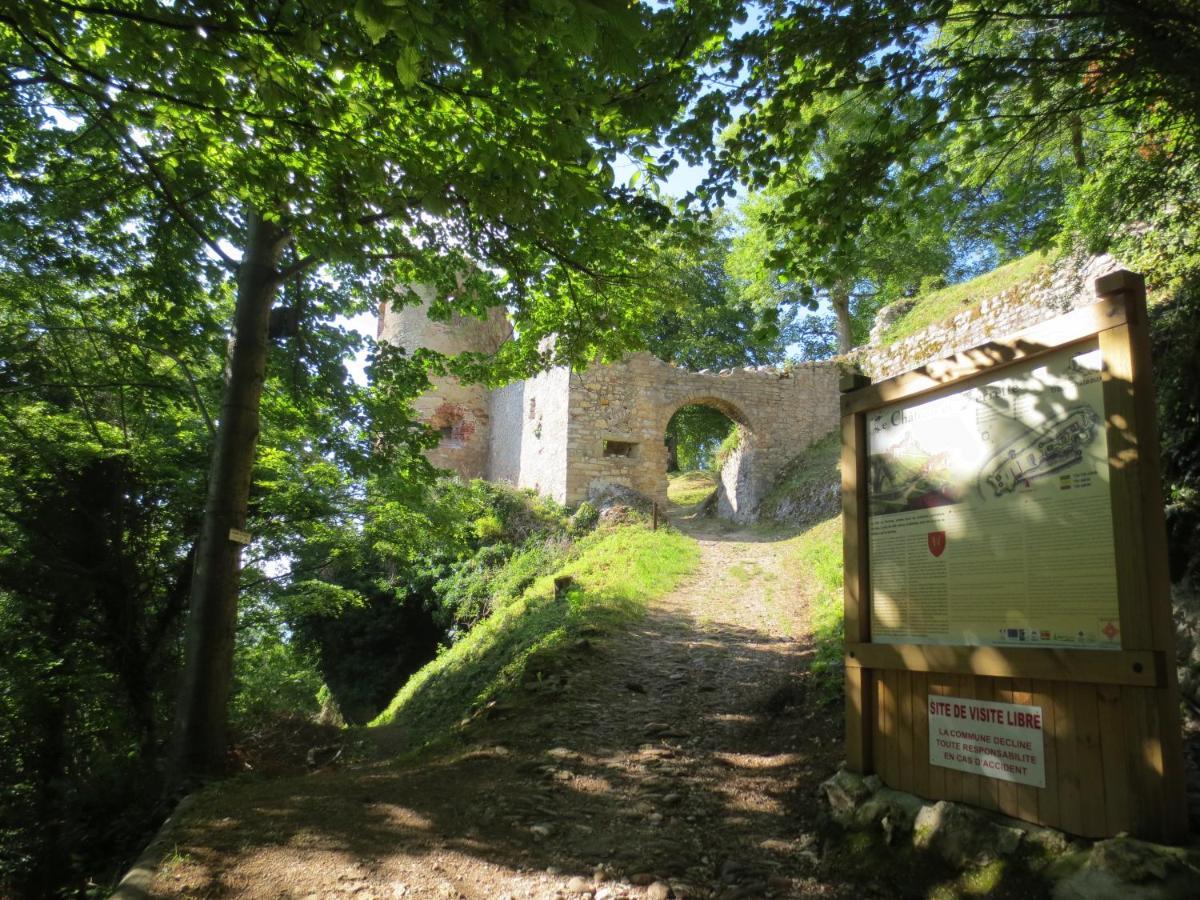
[149,517,1035,899]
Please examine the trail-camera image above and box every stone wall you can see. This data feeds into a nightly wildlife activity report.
[563,353,842,511]
[379,292,840,519]
[486,381,525,487]
[488,366,572,502]
[380,253,1125,520]
[715,434,755,522]
[853,250,1125,382]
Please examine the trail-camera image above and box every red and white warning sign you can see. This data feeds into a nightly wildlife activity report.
[928,695,1045,787]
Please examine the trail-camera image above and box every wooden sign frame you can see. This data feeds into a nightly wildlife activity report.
[840,271,1187,841]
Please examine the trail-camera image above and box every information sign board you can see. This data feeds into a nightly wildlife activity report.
[839,272,1189,841]
[928,695,1045,787]
[866,343,1121,648]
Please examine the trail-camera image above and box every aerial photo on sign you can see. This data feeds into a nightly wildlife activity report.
[867,343,1121,648]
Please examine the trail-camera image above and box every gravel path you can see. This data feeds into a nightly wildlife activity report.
[148,513,846,899]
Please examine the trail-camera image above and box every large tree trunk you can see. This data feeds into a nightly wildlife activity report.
[832,284,853,354]
[665,431,679,473]
[170,208,286,784]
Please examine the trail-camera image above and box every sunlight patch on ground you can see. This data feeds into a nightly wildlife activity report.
[667,470,717,506]
[713,751,805,769]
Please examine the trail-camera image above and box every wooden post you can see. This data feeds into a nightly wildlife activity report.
[652,501,658,531]
[841,370,873,774]
[1093,270,1188,842]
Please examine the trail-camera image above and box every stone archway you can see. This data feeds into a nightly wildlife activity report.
[557,353,842,521]
[658,395,757,521]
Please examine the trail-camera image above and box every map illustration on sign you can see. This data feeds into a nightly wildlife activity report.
[980,406,1101,498]
[866,344,1121,649]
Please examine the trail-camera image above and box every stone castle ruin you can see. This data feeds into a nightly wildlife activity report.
[378,287,842,521]
[379,251,1123,521]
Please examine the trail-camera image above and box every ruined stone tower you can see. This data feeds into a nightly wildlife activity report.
[377,286,511,478]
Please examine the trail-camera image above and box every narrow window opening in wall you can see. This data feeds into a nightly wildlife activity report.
[603,440,638,458]
[529,397,537,419]
[438,420,466,449]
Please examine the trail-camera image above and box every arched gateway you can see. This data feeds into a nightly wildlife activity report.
[380,295,842,522]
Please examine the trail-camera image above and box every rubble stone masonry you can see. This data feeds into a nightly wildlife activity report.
[379,251,1119,520]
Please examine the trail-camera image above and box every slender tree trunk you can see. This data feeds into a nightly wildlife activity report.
[170,208,286,785]
[665,432,679,473]
[1069,114,1086,172]
[832,284,853,354]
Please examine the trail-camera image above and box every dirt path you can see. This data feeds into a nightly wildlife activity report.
[150,513,847,899]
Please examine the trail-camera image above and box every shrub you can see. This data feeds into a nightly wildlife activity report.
[713,425,743,472]
[569,500,599,534]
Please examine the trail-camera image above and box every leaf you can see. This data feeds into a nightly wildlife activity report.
[395,45,421,88]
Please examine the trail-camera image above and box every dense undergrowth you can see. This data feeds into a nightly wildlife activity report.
[259,479,587,727]
[370,522,699,751]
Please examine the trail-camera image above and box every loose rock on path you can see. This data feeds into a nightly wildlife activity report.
[147,512,847,899]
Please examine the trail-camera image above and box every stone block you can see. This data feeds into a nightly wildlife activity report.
[912,800,1024,868]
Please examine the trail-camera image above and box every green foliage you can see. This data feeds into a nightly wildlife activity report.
[0,271,220,894]
[431,484,573,628]
[708,1,1200,311]
[569,501,599,535]
[271,478,576,724]
[487,540,575,608]
[878,251,1058,346]
[713,425,744,472]
[785,517,845,704]
[1,0,747,846]
[229,629,324,729]
[2,0,746,382]
[467,482,571,546]
[436,538,571,629]
[292,592,445,725]
[728,112,962,354]
[646,214,794,370]
[666,403,737,472]
[371,524,699,751]
[472,514,506,544]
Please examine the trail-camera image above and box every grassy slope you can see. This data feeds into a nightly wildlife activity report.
[370,524,698,750]
[667,470,716,506]
[757,429,841,527]
[757,431,845,701]
[881,250,1057,345]
[783,516,844,702]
